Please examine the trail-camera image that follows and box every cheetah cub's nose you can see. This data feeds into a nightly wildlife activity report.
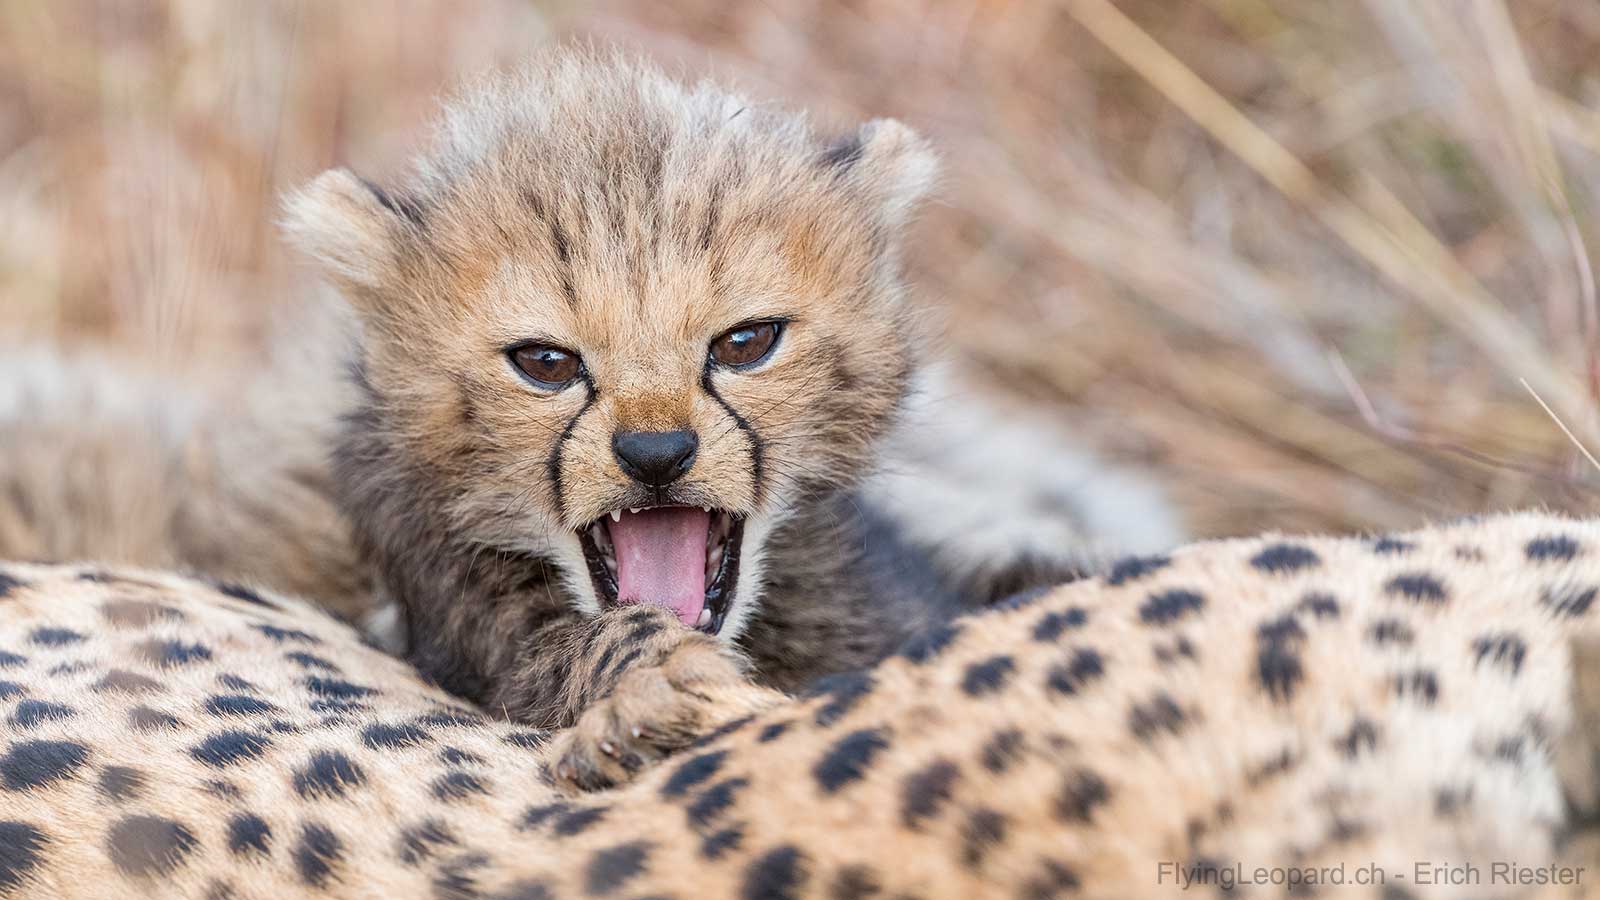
[611,430,699,488]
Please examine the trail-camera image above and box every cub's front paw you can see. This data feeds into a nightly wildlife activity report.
[550,636,785,792]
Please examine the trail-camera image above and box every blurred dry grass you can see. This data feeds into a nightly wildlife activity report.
[2,0,1599,538]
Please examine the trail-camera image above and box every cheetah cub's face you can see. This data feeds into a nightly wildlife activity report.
[285,53,937,640]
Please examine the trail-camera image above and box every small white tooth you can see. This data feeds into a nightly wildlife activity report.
[702,505,711,512]
[697,608,711,627]
[610,510,621,522]
[629,507,640,515]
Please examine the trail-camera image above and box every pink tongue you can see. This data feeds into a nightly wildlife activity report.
[608,507,710,627]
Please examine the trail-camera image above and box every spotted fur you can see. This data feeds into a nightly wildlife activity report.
[2,512,1599,897]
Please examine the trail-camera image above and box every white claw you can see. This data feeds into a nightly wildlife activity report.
[697,608,712,628]
[610,510,622,522]
[631,726,642,738]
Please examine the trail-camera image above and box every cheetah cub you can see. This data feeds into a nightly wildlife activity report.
[284,50,1068,789]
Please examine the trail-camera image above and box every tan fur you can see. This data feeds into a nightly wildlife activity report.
[2,511,1599,898]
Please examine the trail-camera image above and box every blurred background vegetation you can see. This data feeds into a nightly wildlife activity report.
[2,0,1598,539]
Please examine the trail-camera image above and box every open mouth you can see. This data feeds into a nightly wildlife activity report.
[578,506,744,634]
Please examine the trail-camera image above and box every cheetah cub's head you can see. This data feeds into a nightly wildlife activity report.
[285,50,936,640]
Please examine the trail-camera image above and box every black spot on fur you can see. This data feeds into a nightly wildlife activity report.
[1385,573,1448,604]
[961,808,1008,868]
[585,840,651,896]
[226,814,271,857]
[9,701,73,730]
[0,653,23,670]
[27,628,82,648]
[0,740,89,791]
[1033,607,1088,642]
[1527,536,1582,562]
[549,806,605,837]
[897,623,960,665]
[830,865,882,900]
[900,759,959,829]
[1367,619,1415,646]
[361,723,432,751]
[203,779,242,801]
[142,639,212,667]
[438,747,483,767]
[961,656,1015,696]
[1371,536,1415,555]
[128,706,181,733]
[503,730,548,751]
[252,624,318,644]
[1046,648,1105,696]
[396,819,455,866]
[1106,555,1169,586]
[1152,635,1197,665]
[1250,544,1321,574]
[0,574,23,601]
[661,750,727,799]
[212,581,272,607]
[1256,615,1306,702]
[700,826,744,861]
[0,683,20,701]
[981,729,1026,774]
[303,676,377,701]
[742,845,807,900]
[204,695,277,717]
[519,803,570,831]
[1472,633,1527,675]
[1021,859,1081,900]
[285,652,340,673]
[757,721,790,743]
[499,882,553,900]
[814,729,890,793]
[807,671,874,727]
[217,674,257,693]
[1542,583,1598,617]
[431,771,488,802]
[1435,786,1471,818]
[189,731,272,768]
[1055,769,1111,823]
[292,751,365,800]
[687,778,748,830]
[0,820,47,893]
[1393,670,1440,704]
[293,823,343,888]
[1298,592,1341,619]
[1244,748,1298,786]
[412,709,484,729]
[1128,694,1187,741]
[97,766,146,802]
[106,815,197,876]
[1139,589,1205,626]
[688,715,755,751]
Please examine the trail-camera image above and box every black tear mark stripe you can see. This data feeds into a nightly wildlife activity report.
[546,386,598,522]
[700,370,765,506]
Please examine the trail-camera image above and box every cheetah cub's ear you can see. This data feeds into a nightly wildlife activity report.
[281,168,418,298]
[824,118,940,230]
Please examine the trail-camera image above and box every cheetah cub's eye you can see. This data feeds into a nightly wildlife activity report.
[709,321,783,369]
[509,342,583,390]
